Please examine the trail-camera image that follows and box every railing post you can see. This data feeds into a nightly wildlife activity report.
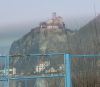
[25,80,28,87]
[3,56,9,87]
[7,56,9,87]
[64,54,72,87]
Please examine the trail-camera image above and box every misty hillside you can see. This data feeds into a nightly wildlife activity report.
[10,15,100,55]
[9,15,100,69]
[71,15,100,54]
[9,14,100,69]
[9,27,74,72]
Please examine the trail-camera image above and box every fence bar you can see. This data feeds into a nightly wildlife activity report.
[10,74,65,80]
[64,54,72,87]
[25,80,28,87]
[7,56,9,87]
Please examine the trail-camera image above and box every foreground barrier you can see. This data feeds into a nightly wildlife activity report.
[0,53,100,87]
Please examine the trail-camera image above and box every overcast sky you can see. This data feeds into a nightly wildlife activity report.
[0,0,100,55]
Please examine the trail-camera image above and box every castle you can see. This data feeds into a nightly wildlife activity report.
[40,12,65,29]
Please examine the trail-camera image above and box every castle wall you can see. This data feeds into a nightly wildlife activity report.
[47,26,59,29]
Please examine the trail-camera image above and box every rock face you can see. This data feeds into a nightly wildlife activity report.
[10,28,73,55]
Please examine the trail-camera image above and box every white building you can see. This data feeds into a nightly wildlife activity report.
[36,63,45,73]
[35,61,50,73]
[0,67,16,76]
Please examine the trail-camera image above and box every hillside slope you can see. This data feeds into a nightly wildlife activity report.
[10,28,73,55]
[71,15,100,54]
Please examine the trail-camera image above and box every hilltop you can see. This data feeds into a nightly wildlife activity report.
[10,13,74,55]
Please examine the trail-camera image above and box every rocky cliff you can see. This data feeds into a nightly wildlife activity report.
[10,28,74,55]
[10,15,100,55]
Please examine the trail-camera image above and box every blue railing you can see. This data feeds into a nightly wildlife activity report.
[0,56,9,87]
[0,53,100,87]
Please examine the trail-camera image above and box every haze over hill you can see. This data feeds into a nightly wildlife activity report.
[10,14,100,55]
[71,14,100,54]
[0,15,93,55]
[10,13,73,55]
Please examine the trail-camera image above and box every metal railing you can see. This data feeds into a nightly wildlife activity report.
[0,53,100,87]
